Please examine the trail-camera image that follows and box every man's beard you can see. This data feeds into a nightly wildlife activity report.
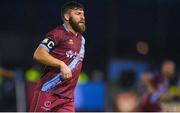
[69,17,86,33]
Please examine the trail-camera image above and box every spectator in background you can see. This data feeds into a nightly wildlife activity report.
[25,64,42,110]
[115,91,139,112]
[113,70,139,112]
[139,59,177,111]
[0,67,15,78]
[0,67,15,111]
[91,69,104,82]
[116,70,136,90]
[77,71,89,84]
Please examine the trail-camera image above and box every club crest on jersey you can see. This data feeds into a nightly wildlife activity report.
[42,38,49,43]
[44,101,51,107]
[40,100,51,111]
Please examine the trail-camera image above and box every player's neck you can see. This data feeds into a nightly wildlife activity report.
[64,22,78,36]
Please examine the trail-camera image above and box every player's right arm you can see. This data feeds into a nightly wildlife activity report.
[33,37,72,79]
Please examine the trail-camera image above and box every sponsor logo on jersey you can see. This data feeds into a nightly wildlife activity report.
[66,50,77,58]
[66,50,84,61]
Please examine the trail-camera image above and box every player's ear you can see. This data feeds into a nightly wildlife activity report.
[64,14,70,21]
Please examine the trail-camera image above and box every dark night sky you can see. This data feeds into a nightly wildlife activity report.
[0,0,180,70]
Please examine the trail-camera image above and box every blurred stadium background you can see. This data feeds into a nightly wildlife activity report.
[0,0,180,112]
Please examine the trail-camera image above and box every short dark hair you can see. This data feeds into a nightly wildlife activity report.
[61,1,84,21]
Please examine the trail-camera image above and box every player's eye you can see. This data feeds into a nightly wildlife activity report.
[75,12,81,15]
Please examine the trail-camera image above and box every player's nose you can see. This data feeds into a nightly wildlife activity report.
[80,14,85,20]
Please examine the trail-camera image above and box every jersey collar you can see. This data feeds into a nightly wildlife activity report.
[63,23,81,37]
[63,23,70,32]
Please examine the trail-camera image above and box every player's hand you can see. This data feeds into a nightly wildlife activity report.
[59,61,72,79]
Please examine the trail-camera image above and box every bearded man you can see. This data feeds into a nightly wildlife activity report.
[30,1,86,112]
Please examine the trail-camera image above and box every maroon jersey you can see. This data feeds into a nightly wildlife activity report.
[36,24,85,99]
[148,73,169,102]
[140,73,169,111]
